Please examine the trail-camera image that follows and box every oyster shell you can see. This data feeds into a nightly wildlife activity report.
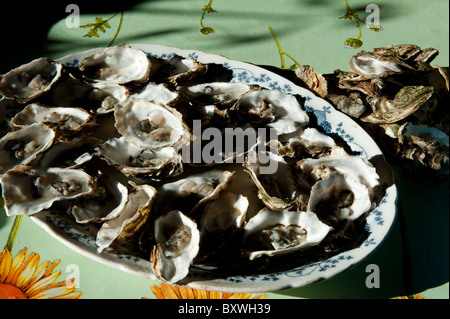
[157,170,235,214]
[177,82,251,105]
[243,149,298,211]
[361,85,434,124]
[276,127,336,157]
[0,57,62,103]
[96,136,183,178]
[232,89,309,135]
[10,103,96,136]
[150,210,200,283]
[1,165,97,216]
[307,171,372,223]
[71,167,129,224]
[114,98,191,150]
[79,44,151,84]
[96,182,157,253]
[244,208,331,260]
[0,123,55,175]
[88,82,130,115]
[296,146,380,192]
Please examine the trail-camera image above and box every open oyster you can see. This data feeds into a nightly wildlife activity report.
[96,182,157,253]
[96,136,183,178]
[0,123,55,175]
[307,171,372,224]
[243,149,298,211]
[296,146,380,192]
[244,208,331,260]
[151,210,200,283]
[0,57,62,103]
[79,44,151,84]
[1,165,97,216]
[232,89,309,134]
[114,98,191,151]
[157,170,235,214]
[10,103,96,136]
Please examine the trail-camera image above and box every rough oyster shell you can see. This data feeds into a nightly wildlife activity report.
[151,210,200,283]
[79,44,151,84]
[0,57,62,103]
[1,165,97,216]
[244,208,331,260]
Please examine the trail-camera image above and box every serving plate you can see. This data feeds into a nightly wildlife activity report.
[28,44,397,293]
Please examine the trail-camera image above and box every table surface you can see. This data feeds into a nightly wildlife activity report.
[0,0,448,299]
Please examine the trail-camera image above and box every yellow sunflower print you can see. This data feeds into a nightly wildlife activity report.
[0,246,82,299]
[151,282,266,299]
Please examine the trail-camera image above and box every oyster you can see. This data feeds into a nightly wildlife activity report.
[295,65,328,98]
[276,127,336,157]
[88,82,130,115]
[1,165,97,216]
[244,208,331,260]
[150,210,200,283]
[296,146,380,192]
[157,170,235,214]
[114,98,191,150]
[361,85,434,124]
[232,89,309,134]
[243,149,298,211]
[71,167,129,224]
[133,82,178,105]
[0,123,55,175]
[307,171,372,223]
[0,57,62,103]
[96,136,183,178]
[393,123,449,172]
[96,182,157,253]
[79,44,151,84]
[10,103,96,136]
[177,82,251,105]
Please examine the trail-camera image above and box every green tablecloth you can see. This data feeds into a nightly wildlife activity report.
[0,0,448,299]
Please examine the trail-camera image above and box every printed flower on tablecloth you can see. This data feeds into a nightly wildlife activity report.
[0,246,82,299]
[149,282,266,299]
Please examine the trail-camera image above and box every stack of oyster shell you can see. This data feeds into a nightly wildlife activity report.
[0,44,385,284]
[296,44,449,182]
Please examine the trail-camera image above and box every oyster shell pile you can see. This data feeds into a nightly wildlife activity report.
[0,44,385,284]
[296,44,449,181]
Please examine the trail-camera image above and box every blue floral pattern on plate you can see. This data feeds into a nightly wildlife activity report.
[32,44,398,293]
